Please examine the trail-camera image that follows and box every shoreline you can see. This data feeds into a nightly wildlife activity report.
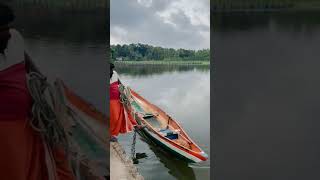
[110,142,144,180]
[114,61,210,66]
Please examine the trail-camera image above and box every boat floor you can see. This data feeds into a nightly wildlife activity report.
[171,138,191,149]
[143,116,191,150]
[143,116,162,129]
[132,94,195,151]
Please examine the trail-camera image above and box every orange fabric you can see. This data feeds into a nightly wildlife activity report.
[0,62,48,179]
[0,119,76,180]
[0,62,74,179]
[0,119,47,180]
[110,99,137,136]
[53,147,76,180]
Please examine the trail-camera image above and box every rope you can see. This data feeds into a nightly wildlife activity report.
[26,62,106,179]
[119,85,145,164]
[26,71,69,152]
[119,84,130,106]
[119,84,138,118]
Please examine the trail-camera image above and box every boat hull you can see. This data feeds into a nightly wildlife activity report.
[54,79,108,178]
[138,125,206,163]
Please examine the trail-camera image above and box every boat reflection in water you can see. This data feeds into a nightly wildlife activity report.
[139,136,197,180]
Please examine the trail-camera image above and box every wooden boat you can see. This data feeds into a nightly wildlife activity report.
[54,79,109,179]
[120,85,208,163]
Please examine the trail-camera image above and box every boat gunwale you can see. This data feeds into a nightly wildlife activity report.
[55,79,108,146]
[56,79,108,126]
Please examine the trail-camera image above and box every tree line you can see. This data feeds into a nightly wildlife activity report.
[11,0,106,10]
[211,0,320,11]
[111,44,210,61]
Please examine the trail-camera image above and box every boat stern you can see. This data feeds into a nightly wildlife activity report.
[200,151,208,161]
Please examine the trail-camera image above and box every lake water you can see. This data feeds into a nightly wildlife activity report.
[115,65,211,180]
[12,6,107,112]
[213,11,320,180]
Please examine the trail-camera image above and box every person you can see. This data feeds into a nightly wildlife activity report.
[0,3,74,179]
[110,62,137,141]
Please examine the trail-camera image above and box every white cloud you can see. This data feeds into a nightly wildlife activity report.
[110,0,210,50]
[157,0,210,27]
[110,26,129,45]
[137,0,153,7]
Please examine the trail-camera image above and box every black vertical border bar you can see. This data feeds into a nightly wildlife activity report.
[106,0,111,178]
[210,0,216,179]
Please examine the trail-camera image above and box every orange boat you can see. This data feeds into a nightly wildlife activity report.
[54,79,108,179]
[120,85,208,163]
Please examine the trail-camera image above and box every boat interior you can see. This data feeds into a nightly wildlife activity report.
[131,92,200,152]
[142,113,199,151]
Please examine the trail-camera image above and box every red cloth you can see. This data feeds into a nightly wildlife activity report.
[110,81,120,100]
[0,62,74,180]
[110,81,137,136]
[0,63,32,120]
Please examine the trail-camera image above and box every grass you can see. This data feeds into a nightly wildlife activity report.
[114,60,210,66]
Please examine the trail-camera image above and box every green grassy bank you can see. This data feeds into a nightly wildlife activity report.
[114,60,210,66]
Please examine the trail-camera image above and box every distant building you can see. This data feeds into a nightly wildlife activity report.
[116,57,124,61]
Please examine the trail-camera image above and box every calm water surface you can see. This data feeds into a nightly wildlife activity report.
[213,11,320,180]
[13,7,107,112]
[116,66,210,180]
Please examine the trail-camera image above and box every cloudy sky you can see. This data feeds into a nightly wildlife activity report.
[110,0,210,50]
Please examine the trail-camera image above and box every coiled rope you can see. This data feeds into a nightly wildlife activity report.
[25,59,105,179]
[27,73,101,179]
[26,71,69,151]
[119,84,130,106]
